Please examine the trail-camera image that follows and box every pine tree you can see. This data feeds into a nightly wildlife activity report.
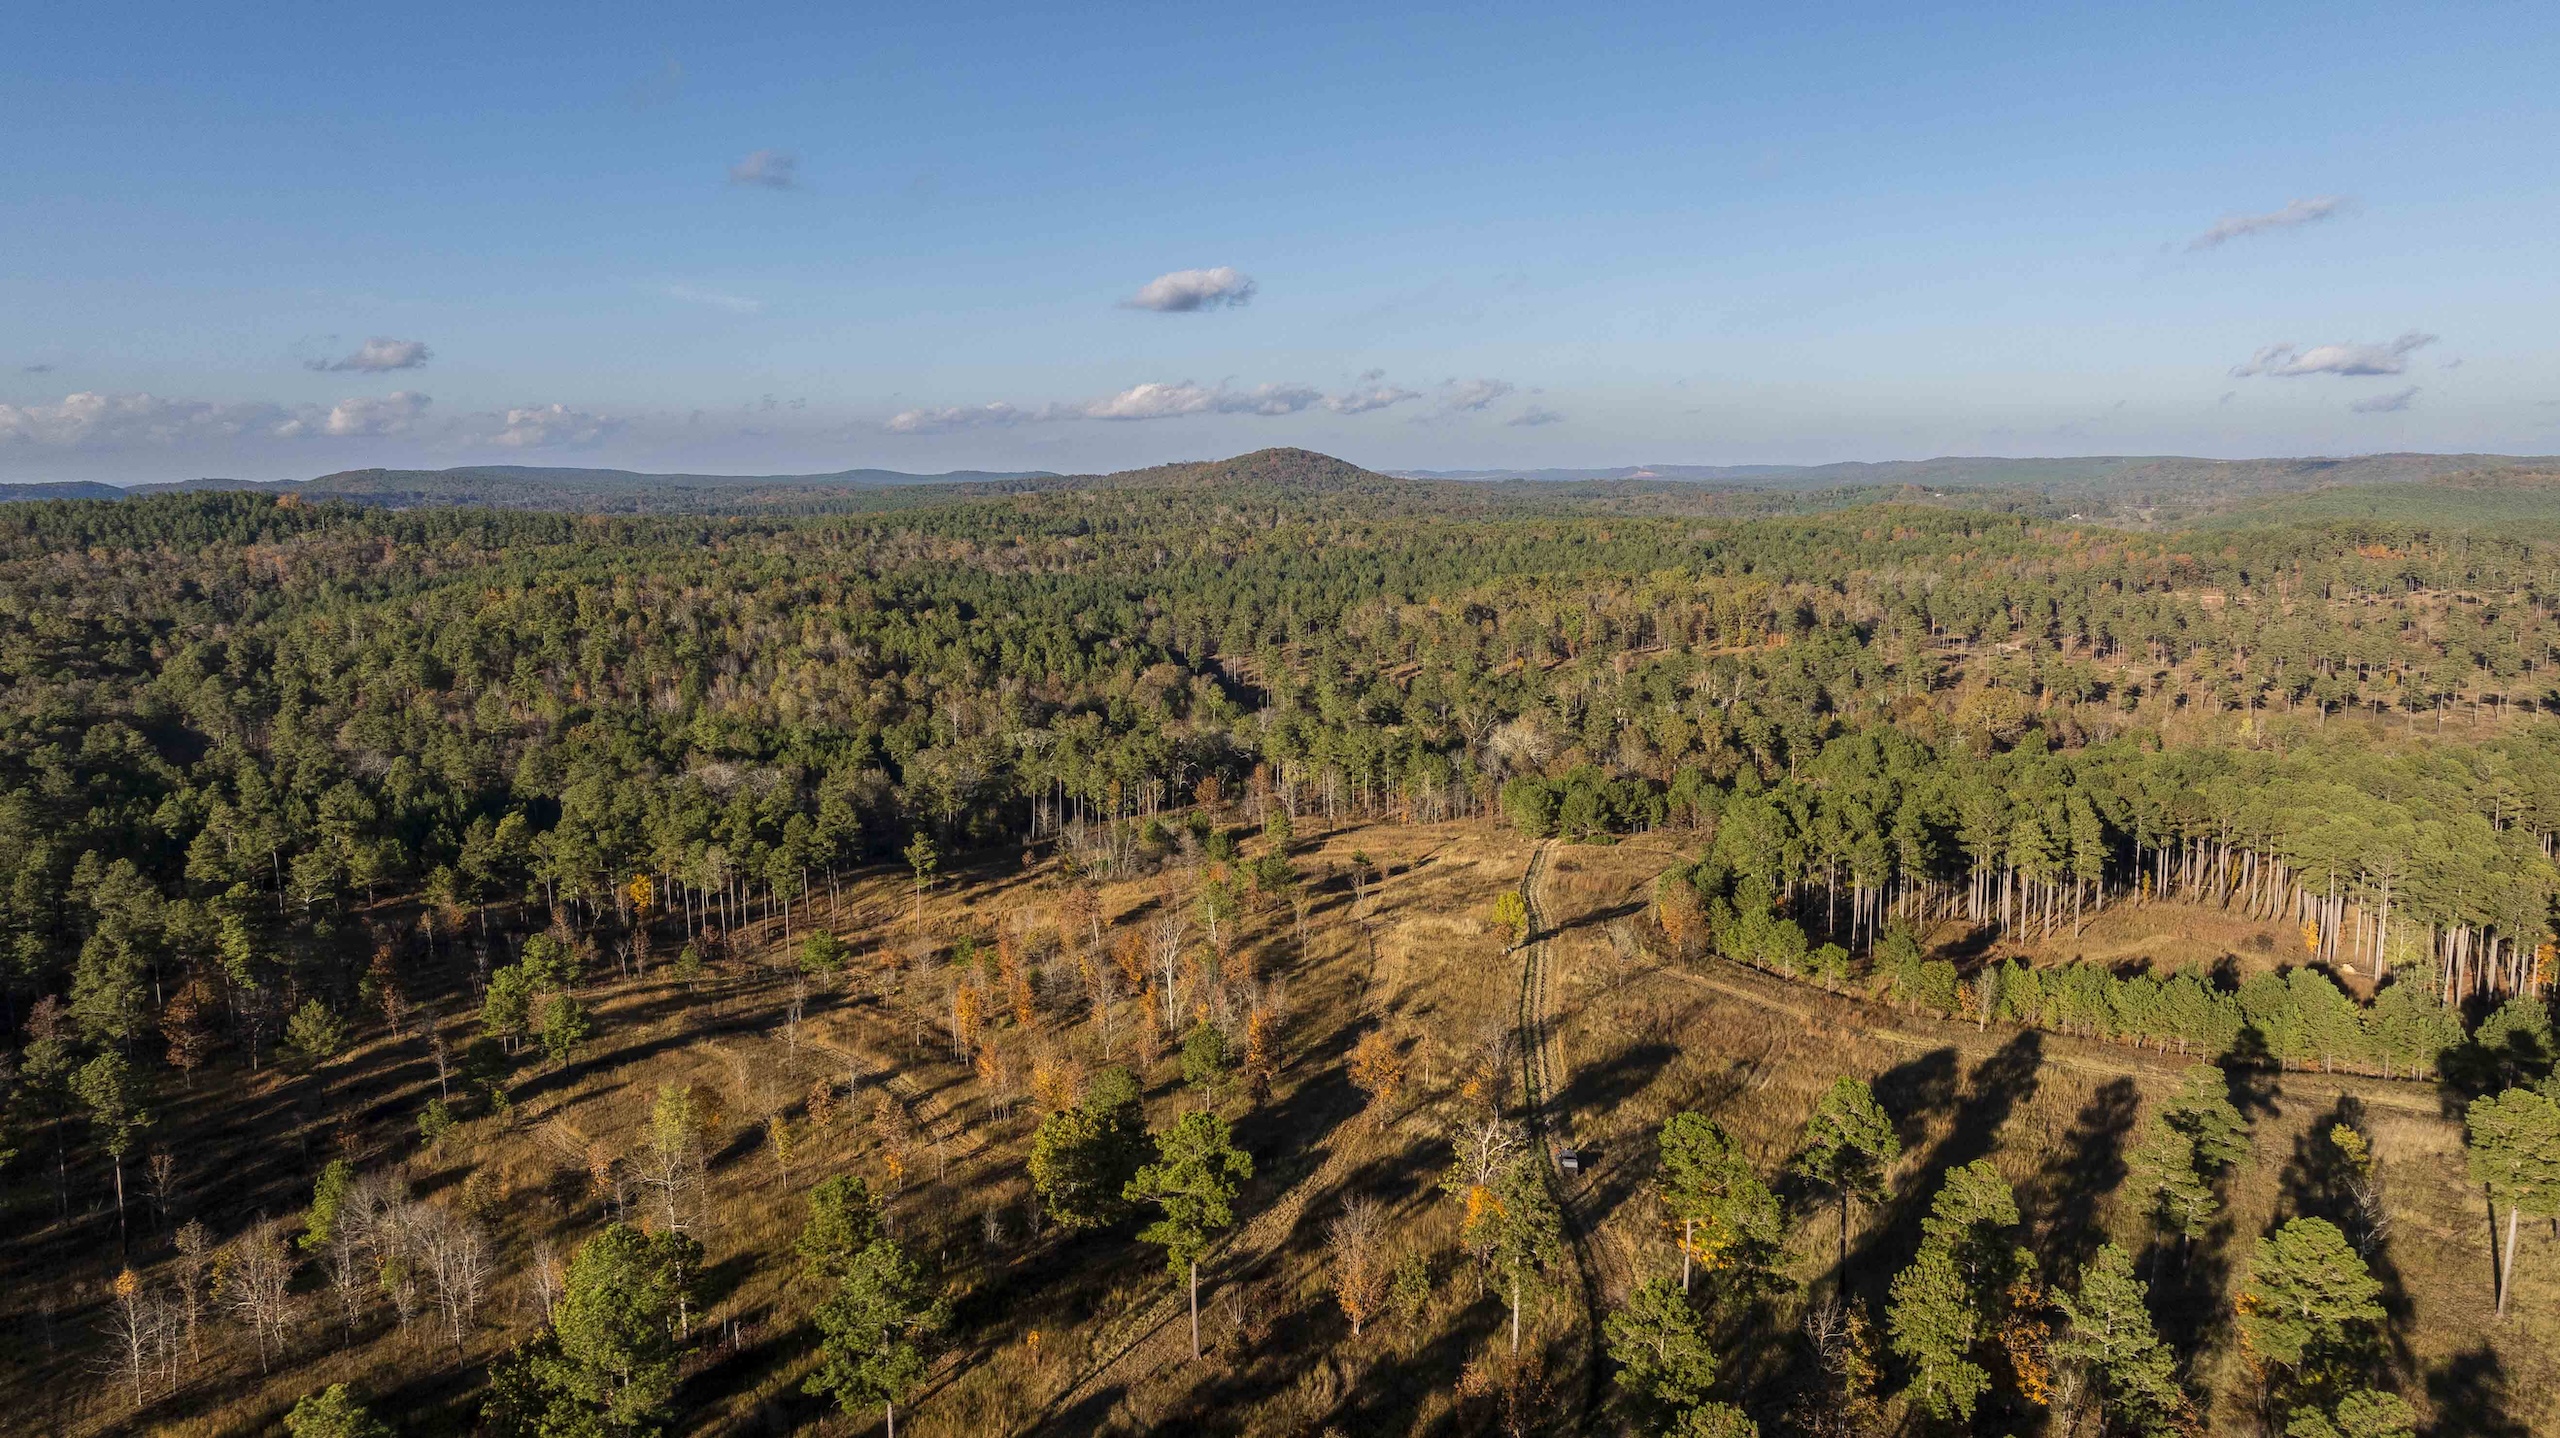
[806,1235,947,1438]
[797,1175,884,1281]
[71,1051,149,1245]
[502,1223,691,1436]
[1126,1108,1253,1359]
[1792,1076,1900,1282]
[1888,1246,1989,1422]
[2463,1086,2560,1318]
[1658,1112,1782,1293]
[2123,1120,2217,1256]
[283,1383,392,1438]
[1028,1066,1147,1229]
[1489,1147,1565,1355]
[2239,1218,2383,1383]
[2051,1243,2188,1435]
[1605,1275,1718,1411]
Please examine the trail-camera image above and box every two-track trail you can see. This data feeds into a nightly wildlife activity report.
[1514,840,1605,1423]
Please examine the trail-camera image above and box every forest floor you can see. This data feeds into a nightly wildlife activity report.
[2,818,2552,1437]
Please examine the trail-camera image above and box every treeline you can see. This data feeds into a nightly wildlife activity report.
[3,471,2559,1088]
[1650,724,2559,1008]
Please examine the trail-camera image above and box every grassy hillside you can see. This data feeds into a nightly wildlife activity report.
[3,814,2550,1437]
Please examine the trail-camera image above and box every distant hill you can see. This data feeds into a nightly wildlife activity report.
[2202,468,2560,532]
[0,481,129,503]
[119,463,1058,512]
[1397,453,2560,496]
[1068,447,1406,496]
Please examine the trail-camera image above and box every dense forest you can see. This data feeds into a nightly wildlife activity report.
[4,448,2559,1436]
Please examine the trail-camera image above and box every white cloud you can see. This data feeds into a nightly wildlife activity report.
[2348,386,2419,414]
[729,149,797,188]
[1083,381,1323,420]
[1507,407,1565,427]
[1324,383,1420,415]
[882,375,1433,432]
[2187,195,2352,250]
[0,391,287,448]
[2231,332,2435,378]
[0,390,442,448]
[491,403,612,448]
[307,337,431,373]
[885,402,1040,435]
[658,284,764,314]
[1121,267,1257,312]
[1438,378,1515,412]
[272,391,432,438]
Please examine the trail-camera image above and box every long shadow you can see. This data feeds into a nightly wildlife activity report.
[2423,1344,2533,1438]
[2273,1096,2416,1370]
[2141,1211,2237,1362]
[2222,1026,2284,1124]
[2025,1076,2139,1282]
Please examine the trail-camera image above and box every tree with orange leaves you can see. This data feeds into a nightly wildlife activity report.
[952,983,983,1061]
[1348,1031,1405,1121]
[1242,1006,1278,1105]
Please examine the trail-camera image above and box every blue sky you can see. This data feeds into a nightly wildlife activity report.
[5,1,2557,481]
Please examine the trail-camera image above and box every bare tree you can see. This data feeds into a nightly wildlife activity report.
[218,1221,296,1374]
[1150,910,1188,1020]
[527,1239,563,1326]
[145,1150,178,1234]
[420,1209,495,1360]
[100,1268,163,1409]
[170,1220,212,1363]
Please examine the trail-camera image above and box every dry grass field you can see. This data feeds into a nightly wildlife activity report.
[1,816,2549,1437]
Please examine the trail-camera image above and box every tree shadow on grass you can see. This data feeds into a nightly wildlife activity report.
[2423,1343,2534,1438]
[2024,1075,2138,1283]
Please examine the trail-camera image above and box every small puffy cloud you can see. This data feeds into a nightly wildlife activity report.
[1507,406,1565,427]
[1122,267,1257,312]
[2187,195,2352,250]
[1083,381,1321,420]
[1325,383,1420,415]
[2231,332,2435,378]
[491,403,612,448]
[307,337,432,373]
[885,402,1039,435]
[729,149,798,188]
[272,391,432,438]
[2348,386,2419,414]
[21,363,53,374]
[1438,378,1515,412]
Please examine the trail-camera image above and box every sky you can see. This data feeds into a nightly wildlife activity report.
[5,1,2558,483]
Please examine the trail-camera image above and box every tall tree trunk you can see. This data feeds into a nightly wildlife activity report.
[1190,1260,1201,1360]
[2501,1202,2521,1320]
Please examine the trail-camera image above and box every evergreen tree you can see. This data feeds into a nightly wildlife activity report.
[806,1235,947,1438]
[1605,1274,1718,1411]
[496,1223,692,1437]
[2051,1243,2188,1435]
[1793,1075,1900,1281]
[1887,1246,1988,1423]
[1126,1108,1253,1360]
[797,1175,884,1281]
[1657,1111,1782,1292]
[2239,1219,2384,1393]
[2463,1086,2560,1318]
[284,1383,393,1438]
[1028,1065,1148,1229]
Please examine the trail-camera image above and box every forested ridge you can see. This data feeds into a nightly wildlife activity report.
[5,448,2560,1436]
